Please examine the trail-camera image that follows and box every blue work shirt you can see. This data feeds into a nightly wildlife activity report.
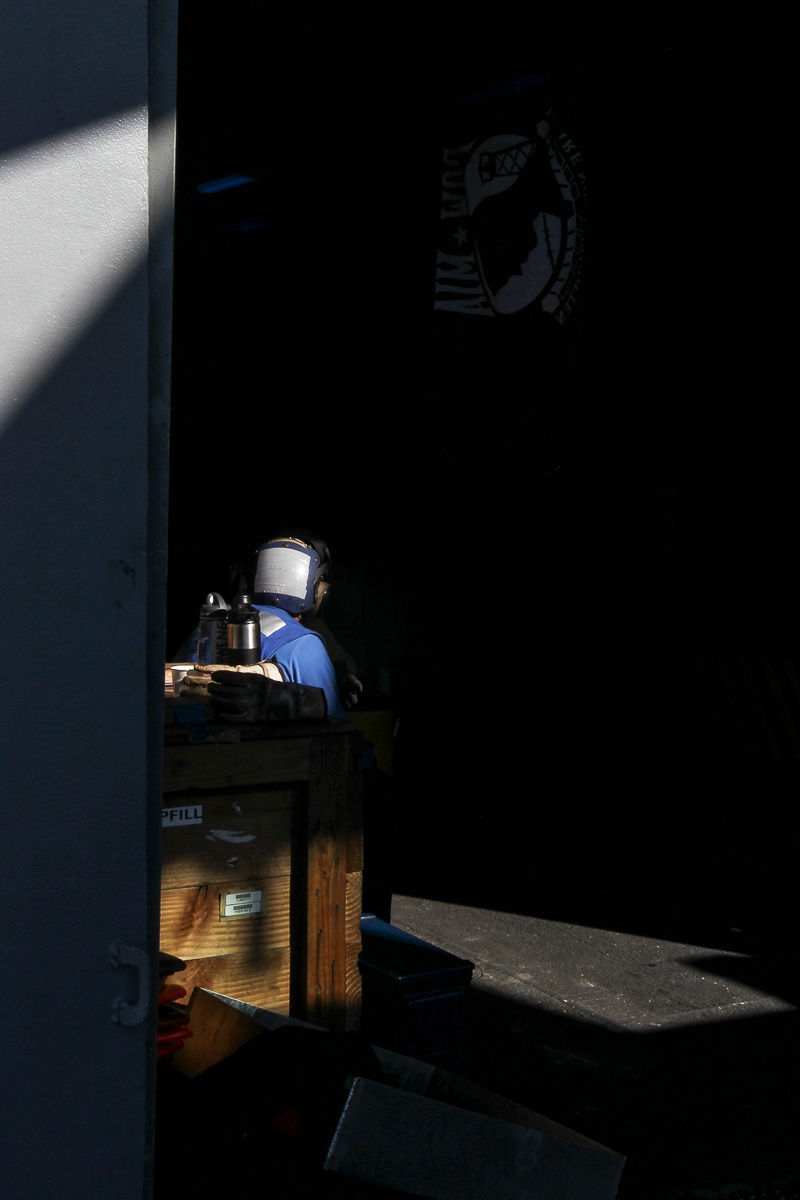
[253,604,347,721]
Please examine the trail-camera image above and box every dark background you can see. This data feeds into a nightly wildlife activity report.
[166,5,799,934]
[159,13,800,1197]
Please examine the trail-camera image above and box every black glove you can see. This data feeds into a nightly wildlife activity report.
[335,662,364,710]
[208,671,327,723]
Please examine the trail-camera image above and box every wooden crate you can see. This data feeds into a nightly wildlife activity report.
[161,719,363,1032]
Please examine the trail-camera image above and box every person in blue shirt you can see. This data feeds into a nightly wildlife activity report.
[234,531,346,719]
[205,529,392,919]
[174,528,363,718]
[203,529,362,724]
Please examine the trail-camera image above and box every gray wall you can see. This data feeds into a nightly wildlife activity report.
[0,3,176,1196]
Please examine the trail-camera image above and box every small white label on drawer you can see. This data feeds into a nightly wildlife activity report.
[221,890,262,918]
[162,805,203,826]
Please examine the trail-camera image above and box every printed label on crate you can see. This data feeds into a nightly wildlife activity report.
[162,804,203,826]
[220,890,262,919]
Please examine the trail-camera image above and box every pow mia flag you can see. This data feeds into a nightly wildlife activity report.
[430,69,587,476]
[435,111,585,323]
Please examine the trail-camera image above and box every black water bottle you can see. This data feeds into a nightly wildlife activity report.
[226,595,261,666]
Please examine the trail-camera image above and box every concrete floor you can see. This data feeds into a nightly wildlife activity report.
[388,887,800,1200]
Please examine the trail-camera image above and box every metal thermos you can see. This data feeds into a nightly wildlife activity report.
[196,592,229,665]
[226,595,261,666]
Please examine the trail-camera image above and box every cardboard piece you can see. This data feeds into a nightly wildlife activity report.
[169,986,271,1078]
[325,1075,624,1200]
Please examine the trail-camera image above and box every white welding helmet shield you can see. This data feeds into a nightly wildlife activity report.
[252,539,321,614]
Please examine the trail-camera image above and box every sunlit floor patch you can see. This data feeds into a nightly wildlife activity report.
[392,895,797,1033]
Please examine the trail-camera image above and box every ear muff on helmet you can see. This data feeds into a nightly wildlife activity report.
[252,536,329,614]
[314,577,331,615]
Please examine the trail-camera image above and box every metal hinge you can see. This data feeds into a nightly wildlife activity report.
[109,940,151,1026]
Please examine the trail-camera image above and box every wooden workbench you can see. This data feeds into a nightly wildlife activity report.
[161,692,364,1032]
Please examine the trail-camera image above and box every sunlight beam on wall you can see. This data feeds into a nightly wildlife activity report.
[0,108,175,432]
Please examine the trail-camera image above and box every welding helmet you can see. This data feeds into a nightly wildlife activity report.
[251,531,331,616]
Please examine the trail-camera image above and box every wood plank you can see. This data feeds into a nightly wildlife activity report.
[344,940,363,1033]
[168,948,291,1018]
[305,733,348,1029]
[163,737,313,792]
[161,789,293,888]
[344,871,362,943]
[159,876,291,959]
